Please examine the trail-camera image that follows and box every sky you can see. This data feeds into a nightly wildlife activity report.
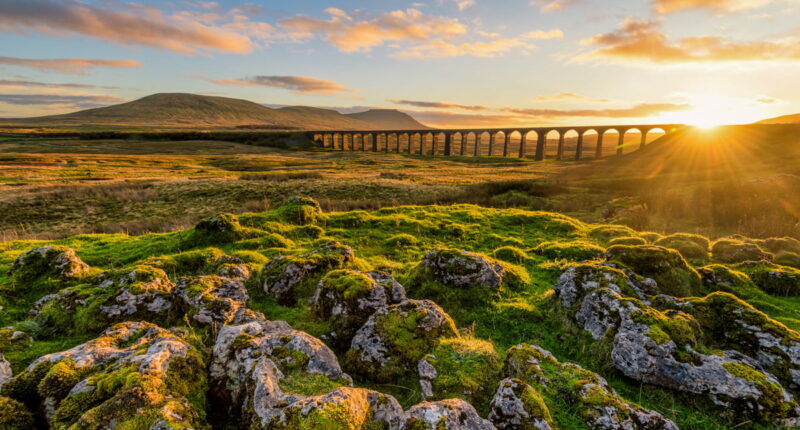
[1,0,799,127]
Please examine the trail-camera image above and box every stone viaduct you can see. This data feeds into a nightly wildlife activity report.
[311,124,686,160]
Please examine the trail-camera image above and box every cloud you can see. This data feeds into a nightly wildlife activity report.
[211,75,357,94]
[280,8,467,52]
[521,29,564,40]
[0,79,119,90]
[533,92,610,102]
[530,0,582,12]
[390,99,488,110]
[576,18,800,65]
[503,103,692,118]
[653,0,774,14]
[0,0,260,54]
[393,37,533,58]
[456,0,476,11]
[756,96,778,103]
[0,56,141,74]
[0,93,126,109]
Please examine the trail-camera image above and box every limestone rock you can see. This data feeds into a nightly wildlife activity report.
[311,269,406,349]
[210,311,352,423]
[1,322,206,429]
[347,299,460,381]
[262,240,355,306]
[488,378,553,430]
[504,344,677,430]
[0,353,11,389]
[175,275,248,326]
[274,387,405,429]
[420,248,509,289]
[555,264,800,423]
[403,398,495,430]
[10,246,89,281]
[605,245,703,297]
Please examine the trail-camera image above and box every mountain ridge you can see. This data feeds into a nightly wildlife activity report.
[0,93,429,130]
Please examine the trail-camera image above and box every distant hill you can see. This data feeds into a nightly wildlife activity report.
[345,109,429,130]
[0,93,428,130]
[757,113,800,125]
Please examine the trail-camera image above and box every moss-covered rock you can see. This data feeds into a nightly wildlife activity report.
[0,353,10,389]
[346,299,459,382]
[31,265,175,335]
[503,344,676,430]
[488,378,554,430]
[605,245,703,297]
[384,233,419,248]
[189,212,264,245]
[10,246,90,281]
[276,196,326,225]
[697,264,756,294]
[261,240,357,306]
[532,240,605,261]
[0,396,34,430]
[175,275,249,327]
[403,398,495,430]
[775,252,800,269]
[271,387,405,429]
[311,270,406,351]
[655,233,710,264]
[587,224,638,245]
[608,236,648,246]
[492,246,529,264]
[735,261,800,296]
[1,321,208,429]
[638,232,664,243]
[757,237,800,255]
[712,238,772,264]
[418,337,501,411]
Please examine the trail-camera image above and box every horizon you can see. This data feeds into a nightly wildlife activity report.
[1,0,799,127]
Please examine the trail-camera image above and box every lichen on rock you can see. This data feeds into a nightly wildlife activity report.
[605,244,703,297]
[346,299,460,382]
[403,398,495,430]
[311,269,406,350]
[488,378,553,430]
[175,274,249,327]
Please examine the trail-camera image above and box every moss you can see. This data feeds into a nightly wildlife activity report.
[9,246,90,282]
[721,362,793,422]
[774,252,800,269]
[145,247,225,277]
[424,337,502,414]
[758,237,800,255]
[328,211,374,228]
[697,264,756,294]
[492,246,529,264]
[37,359,88,400]
[638,232,664,243]
[278,372,348,397]
[605,245,703,297]
[630,308,702,351]
[608,236,647,246]
[0,396,34,430]
[532,241,605,261]
[711,238,772,264]
[384,234,419,248]
[238,233,295,250]
[187,213,265,246]
[320,269,374,302]
[587,225,638,245]
[655,233,710,264]
[276,196,326,225]
[736,261,800,296]
[508,379,554,430]
[286,224,326,239]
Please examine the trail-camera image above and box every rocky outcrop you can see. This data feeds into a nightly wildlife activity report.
[346,299,460,382]
[488,378,553,430]
[0,353,11,389]
[311,269,406,350]
[261,240,356,306]
[10,246,89,281]
[504,344,677,430]
[210,311,352,425]
[417,248,515,289]
[0,322,206,429]
[605,245,703,297]
[555,263,800,424]
[175,275,248,326]
[403,398,495,430]
[275,387,405,429]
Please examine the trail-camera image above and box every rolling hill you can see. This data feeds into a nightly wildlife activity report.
[0,93,429,130]
[757,113,800,124]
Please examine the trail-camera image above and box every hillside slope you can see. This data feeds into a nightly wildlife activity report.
[345,109,429,130]
[757,113,800,124]
[0,93,428,130]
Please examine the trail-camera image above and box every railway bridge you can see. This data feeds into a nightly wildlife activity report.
[311,124,686,160]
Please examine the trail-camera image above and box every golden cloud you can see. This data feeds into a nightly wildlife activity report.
[390,99,488,111]
[533,93,610,102]
[576,18,800,65]
[0,56,141,74]
[212,75,357,94]
[0,0,256,54]
[653,0,774,14]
